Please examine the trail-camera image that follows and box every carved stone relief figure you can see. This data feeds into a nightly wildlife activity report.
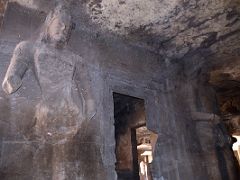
[2,2,96,140]
[2,2,98,179]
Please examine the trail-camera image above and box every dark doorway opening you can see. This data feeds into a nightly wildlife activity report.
[113,93,157,180]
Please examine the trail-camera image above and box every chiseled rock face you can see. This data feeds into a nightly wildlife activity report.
[0,0,7,23]
[4,0,240,60]
[8,0,54,11]
[87,0,179,34]
[0,0,240,180]
[86,0,240,59]
[210,61,240,135]
[210,61,240,114]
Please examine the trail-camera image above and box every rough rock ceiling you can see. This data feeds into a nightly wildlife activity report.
[86,0,240,59]
[1,0,240,61]
[87,0,179,34]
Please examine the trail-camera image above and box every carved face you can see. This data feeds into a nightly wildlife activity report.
[47,16,71,47]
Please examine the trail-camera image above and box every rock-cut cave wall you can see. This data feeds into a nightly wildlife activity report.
[0,1,239,180]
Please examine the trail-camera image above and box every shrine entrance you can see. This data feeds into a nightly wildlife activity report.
[113,93,157,180]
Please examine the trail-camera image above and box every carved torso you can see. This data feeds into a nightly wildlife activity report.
[34,43,75,97]
[33,43,83,139]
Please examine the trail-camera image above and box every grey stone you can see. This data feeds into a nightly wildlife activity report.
[0,0,239,180]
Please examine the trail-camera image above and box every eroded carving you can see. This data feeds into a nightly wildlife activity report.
[2,2,96,139]
[2,2,101,179]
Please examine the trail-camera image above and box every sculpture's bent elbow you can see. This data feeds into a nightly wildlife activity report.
[2,74,22,94]
[2,41,32,94]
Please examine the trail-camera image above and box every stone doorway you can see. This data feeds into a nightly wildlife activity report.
[113,93,157,180]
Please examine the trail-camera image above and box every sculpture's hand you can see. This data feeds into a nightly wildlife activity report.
[2,74,22,94]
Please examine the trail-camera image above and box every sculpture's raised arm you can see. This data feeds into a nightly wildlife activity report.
[2,41,33,94]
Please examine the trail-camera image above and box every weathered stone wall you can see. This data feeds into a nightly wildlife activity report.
[0,1,239,180]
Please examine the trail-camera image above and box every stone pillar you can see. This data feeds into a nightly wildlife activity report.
[190,80,239,180]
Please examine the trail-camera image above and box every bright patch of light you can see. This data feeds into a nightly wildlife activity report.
[232,135,240,151]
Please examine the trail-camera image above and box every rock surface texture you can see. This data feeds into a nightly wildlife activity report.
[87,0,240,59]
[0,0,239,180]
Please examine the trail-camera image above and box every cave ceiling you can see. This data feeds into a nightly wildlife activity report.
[87,0,240,60]
[1,0,240,63]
